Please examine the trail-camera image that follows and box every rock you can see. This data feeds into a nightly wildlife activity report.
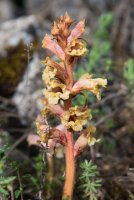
[12,53,44,125]
[0,15,41,96]
[0,0,14,23]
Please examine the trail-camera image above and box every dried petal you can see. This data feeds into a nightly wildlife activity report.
[52,12,73,35]
[64,12,73,26]
[51,21,59,36]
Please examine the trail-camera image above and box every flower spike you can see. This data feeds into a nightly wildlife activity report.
[36,13,107,200]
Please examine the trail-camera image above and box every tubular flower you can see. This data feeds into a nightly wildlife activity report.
[74,125,98,157]
[42,34,65,60]
[42,57,67,83]
[61,106,92,131]
[67,20,85,44]
[35,13,107,200]
[72,73,107,100]
[66,19,87,57]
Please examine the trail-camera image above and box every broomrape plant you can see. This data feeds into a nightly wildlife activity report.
[36,13,107,200]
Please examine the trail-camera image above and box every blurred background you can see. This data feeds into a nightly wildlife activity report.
[0,0,134,199]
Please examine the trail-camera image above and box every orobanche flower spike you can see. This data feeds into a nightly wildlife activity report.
[36,12,107,200]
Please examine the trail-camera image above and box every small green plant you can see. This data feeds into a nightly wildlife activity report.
[123,58,134,104]
[0,145,16,197]
[95,12,114,40]
[79,160,102,200]
[87,41,111,73]
[0,176,16,196]
[124,59,134,90]
[30,153,44,190]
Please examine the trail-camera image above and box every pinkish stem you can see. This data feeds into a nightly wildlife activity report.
[62,130,75,200]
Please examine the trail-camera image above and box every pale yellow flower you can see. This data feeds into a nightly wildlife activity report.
[65,39,87,56]
[43,80,70,105]
[42,57,67,83]
[85,126,98,146]
[42,65,57,86]
[47,79,65,89]
[61,106,91,131]
[78,125,100,146]
[43,89,61,105]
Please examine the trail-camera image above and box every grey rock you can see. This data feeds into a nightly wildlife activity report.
[0,15,43,96]
[12,53,44,125]
[0,0,14,23]
[0,15,40,53]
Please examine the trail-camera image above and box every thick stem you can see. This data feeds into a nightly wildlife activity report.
[62,130,75,200]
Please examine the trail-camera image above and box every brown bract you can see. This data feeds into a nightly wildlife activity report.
[51,12,73,48]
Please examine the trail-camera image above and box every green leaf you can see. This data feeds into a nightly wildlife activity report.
[30,177,38,186]
[99,12,114,29]
[88,42,111,71]
[124,59,134,86]
[15,189,21,199]
[79,160,102,198]
[0,176,16,185]
[0,187,9,196]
